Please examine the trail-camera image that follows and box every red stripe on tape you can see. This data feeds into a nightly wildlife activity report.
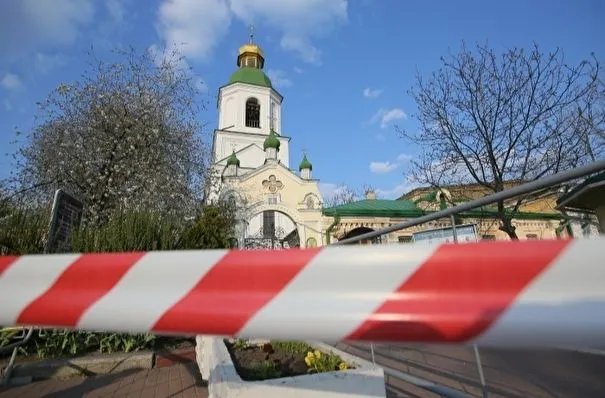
[0,256,18,277]
[347,240,570,342]
[152,248,320,335]
[17,253,144,326]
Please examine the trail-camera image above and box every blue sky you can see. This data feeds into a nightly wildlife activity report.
[1,0,604,200]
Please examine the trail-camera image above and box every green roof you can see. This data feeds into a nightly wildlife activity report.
[323,199,424,217]
[263,129,281,150]
[322,198,564,220]
[228,67,272,88]
[226,151,240,167]
[299,154,312,171]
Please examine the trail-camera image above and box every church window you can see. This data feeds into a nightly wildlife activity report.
[306,196,314,209]
[245,98,260,128]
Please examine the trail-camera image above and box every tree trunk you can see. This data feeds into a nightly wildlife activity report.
[497,200,519,240]
[499,218,519,240]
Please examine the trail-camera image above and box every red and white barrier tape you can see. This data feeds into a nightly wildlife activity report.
[1,239,604,348]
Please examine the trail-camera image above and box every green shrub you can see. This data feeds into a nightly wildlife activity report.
[0,208,49,255]
[0,203,236,358]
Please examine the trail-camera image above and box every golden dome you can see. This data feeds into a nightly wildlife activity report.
[238,43,264,58]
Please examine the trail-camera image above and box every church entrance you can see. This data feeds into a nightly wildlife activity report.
[244,210,300,249]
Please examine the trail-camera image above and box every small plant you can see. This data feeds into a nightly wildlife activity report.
[250,360,281,380]
[270,340,312,355]
[232,338,249,350]
[304,349,349,373]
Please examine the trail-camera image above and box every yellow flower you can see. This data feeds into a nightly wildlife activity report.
[339,362,349,370]
[304,356,312,366]
[314,350,321,359]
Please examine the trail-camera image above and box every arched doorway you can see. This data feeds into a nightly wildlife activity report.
[244,210,299,249]
[340,227,381,245]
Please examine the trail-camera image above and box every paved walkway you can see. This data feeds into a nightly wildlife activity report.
[0,362,208,398]
[338,343,605,398]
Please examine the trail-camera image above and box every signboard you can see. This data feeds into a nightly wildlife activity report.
[45,189,84,253]
[412,223,478,245]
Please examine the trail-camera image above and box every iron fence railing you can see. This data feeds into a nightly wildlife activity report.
[328,158,605,397]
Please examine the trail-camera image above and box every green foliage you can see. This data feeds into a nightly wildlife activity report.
[249,360,282,380]
[0,207,49,255]
[179,203,237,249]
[304,349,348,373]
[270,340,313,355]
[71,211,184,253]
[0,203,235,358]
[232,338,249,350]
[0,329,158,359]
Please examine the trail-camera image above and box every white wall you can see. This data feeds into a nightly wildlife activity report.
[218,83,283,136]
[214,130,290,168]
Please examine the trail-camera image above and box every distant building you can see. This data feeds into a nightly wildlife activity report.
[321,181,588,244]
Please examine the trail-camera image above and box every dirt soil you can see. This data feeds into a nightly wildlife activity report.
[225,341,310,381]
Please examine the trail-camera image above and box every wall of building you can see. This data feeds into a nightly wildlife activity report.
[222,163,324,248]
[218,84,282,136]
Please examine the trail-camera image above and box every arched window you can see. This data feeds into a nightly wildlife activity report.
[245,98,260,128]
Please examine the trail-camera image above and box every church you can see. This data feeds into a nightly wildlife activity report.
[206,34,599,248]
[207,35,324,249]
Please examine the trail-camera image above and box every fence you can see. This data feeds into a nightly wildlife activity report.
[329,158,605,397]
[1,159,605,394]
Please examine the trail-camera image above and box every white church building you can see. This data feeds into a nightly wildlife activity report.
[207,35,325,249]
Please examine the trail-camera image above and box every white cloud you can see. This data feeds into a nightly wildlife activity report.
[369,153,414,174]
[105,0,126,23]
[0,73,23,91]
[3,99,13,111]
[0,0,95,61]
[293,66,304,74]
[156,0,232,61]
[363,87,382,98]
[230,0,347,63]
[375,182,417,199]
[266,69,293,88]
[280,36,321,64]
[369,161,397,174]
[370,108,407,128]
[155,0,348,64]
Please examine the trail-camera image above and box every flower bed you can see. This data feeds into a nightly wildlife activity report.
[224,339,353,381]
[197,336,387,398]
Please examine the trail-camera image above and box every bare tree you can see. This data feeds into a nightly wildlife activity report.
[400,43,601,239]
[324,183,378,207]
[325,184,359,207]
[12,47,209,224]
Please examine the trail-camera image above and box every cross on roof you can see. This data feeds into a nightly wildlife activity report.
[248,24,255,44]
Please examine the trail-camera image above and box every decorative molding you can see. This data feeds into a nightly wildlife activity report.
[262,175,284,193]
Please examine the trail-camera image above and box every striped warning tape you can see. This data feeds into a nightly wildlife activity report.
[0,238,604,348]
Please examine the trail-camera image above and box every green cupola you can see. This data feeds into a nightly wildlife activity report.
[299,154,312,171]
[263,129,281,151]
[226,151,240,167]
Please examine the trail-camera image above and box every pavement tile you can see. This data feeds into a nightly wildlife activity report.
[0,362,208,398]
